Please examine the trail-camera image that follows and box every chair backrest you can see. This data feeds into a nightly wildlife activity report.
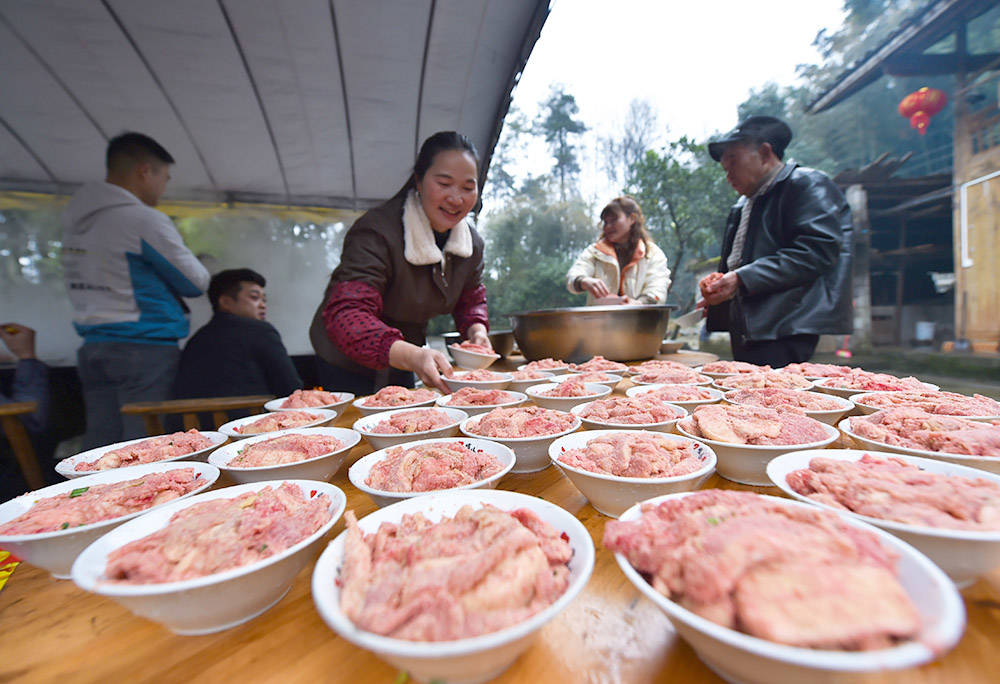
[120,396,274,435]
[0,401,44,490]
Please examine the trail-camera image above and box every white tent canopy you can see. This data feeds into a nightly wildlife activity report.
[0,0,548,209]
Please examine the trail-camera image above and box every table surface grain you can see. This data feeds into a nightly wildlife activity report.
[3,354,999,684]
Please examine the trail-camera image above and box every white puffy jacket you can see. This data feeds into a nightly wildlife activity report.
[566,239,670,305]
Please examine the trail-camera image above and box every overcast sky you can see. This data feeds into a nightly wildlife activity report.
[492,0,847,205]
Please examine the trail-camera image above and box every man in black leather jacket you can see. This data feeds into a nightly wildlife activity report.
[698,116,853,366]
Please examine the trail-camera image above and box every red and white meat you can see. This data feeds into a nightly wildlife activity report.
[76,430,214,471]
[558,432,704,478]
[365,442,502,492]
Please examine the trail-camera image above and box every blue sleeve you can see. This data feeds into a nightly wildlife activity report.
[2,358,49,433]
[140,239,206,298]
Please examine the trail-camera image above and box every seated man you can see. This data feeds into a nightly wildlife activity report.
[1,323,50,501]
[173,269,302,406]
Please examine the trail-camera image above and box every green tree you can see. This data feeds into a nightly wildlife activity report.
[601,98,660,188]
[626,138,734,311]
[537,85,587,203]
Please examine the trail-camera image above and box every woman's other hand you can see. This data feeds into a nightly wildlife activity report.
[389,341,453,393]
[580,276,611,299]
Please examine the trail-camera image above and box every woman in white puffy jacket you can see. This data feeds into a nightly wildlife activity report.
[566,196,671,305]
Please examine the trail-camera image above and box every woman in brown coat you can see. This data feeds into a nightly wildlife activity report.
[310,132,490,394]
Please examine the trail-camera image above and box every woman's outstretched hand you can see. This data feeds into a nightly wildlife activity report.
[388,341,453,393]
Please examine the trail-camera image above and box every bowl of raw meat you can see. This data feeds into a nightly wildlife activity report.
[348,437,516,507]
[507,369,556,393]
[460,406,581,473]
[570,396,688,433]
[676,404,839,486]
[548,430,716,517]
[353,385,443,417]
[723,388,854,426]
[516,358,570,374]
[607,490,965,684]
[0,462,219,579]
[695,361,772,380]
[524,381,613,411]
[71,479,345,635]
[447,340,501,370]
[311,489,595,684]
[56,430,228,478]
[838,408,1000,474]
[768,448,1000,587]
[848,390,1000,421]
[443,330,516,359]
[813,371,938,399]
[218,409,337,439]
[208,427,361,484]
[353,407,468,451]
[626,383,724,412]
[549,371,622,390]
[713,371,814,393]
[435,388,527,417]
[264,389,355,419]
[442,369,513,392]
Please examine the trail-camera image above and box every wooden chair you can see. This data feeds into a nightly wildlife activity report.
[120,396,274,436]
[0,401,44,490]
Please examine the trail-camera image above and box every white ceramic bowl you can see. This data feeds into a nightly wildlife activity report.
[0,461,219,579]
[459,412,581,473]
[442,370,513,392]
[264,391,355,420]
[353,390,442,417]
[722,390,854,426]
[435,390,527,417]
[848,392,1000,421]
[56,431,228,479]
[516,362,570,374]
[353,406,468,451]
[448,344,501,370]
[675,418,839,486]
[814,377,939,399]
[548,430,716,517]
[612,492,965,684]
[348,437,517,508]
[311,489,595,684]
[71,480,345,635]
[507,370,555,393]
[633,373,712,387]
[767,448,1000,587]
[524,382,613,411]
[208,427,361,484]
[570,400,688,434]
[549,372,622,390]
[837,418,1000,475]
[218,409,337,439]
[712,377,815,393]
[626,384,725,412]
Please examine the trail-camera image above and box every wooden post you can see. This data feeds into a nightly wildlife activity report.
[895,216,907,346]
[846,184,872,350]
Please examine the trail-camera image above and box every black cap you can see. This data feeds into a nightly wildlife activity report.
[708,115,793,162]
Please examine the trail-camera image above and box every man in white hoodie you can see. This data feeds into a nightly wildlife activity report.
[62,132,210,449]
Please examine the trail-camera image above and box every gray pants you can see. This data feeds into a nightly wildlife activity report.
[77,342,180,450]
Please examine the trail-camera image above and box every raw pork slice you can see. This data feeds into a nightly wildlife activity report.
[782,362,854,378]
[450,340,495,355]
[370,409,456,435]
[680,404,828,445]
[716,371,812,390]
[280,389,343,408]
[104,483,331,583]
[558,432,703,478]
[511,369,549,381]
[636,368,710,385]
[569,355,628,373]
[725,388,844,411]
[444,387,516,407]
[640,385,716,402]
[0,469,203,535]
[603,489,920,650]
[234,411,322,435]
[701,361,771,374]
[853,391,1000,417]
[848,407,1000,456]
[537,380,599,398]
[466,406,577,438]
[577,396,683,425]
[365,442,502,491]
[76,430,214,471]
[520,358,568,371]
[363,386,438,408]
[786,453,1000,530]
[230,434,344,467]
[338,504,571,640]
[822,370,928,392]
[456,369,506,382]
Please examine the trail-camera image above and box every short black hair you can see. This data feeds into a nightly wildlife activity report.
[208,268,266,312]
[106,132,175,174]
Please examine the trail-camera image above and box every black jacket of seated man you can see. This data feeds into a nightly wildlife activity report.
[173,311,302,402]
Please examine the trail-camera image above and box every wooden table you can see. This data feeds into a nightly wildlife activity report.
[4,359,999,684]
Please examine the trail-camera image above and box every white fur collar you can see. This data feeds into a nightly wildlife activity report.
[403,189,473,266]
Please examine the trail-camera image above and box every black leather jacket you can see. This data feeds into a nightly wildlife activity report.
[706,162,853,342]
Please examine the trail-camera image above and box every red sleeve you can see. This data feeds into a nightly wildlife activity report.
[323,281,403,369]
[452,283,489,336]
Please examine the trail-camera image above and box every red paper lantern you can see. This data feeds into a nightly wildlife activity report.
[898,87,947,135]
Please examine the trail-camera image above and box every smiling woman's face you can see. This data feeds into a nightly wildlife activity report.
[415,149,479,232]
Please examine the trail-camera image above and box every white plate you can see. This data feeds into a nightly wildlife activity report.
[569,399,688,433]
[218,409,337,439]
[814,378,939,399]
[208,427,361,483]
[612,492,965,684]
[442,370,513,392]
[524,382,613,411]
[0,461,219,579]
[767,448,1000,587]
[348,437,516,507]
[72,480,345,635]
[311,489,595,684]
[56,431,227,479]
[435,390,527,417]
[264,391,355,419]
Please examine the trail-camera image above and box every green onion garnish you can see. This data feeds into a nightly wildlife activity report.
[69,487,89,498]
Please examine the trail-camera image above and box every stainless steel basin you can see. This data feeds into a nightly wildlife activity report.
[509,305,676,363]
